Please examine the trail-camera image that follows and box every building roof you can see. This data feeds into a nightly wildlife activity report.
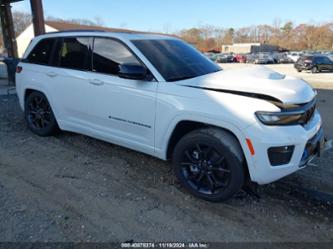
[43,21,178,38]
[222,43,261,47]
[45,21,140,33]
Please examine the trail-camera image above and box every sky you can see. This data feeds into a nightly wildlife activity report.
[13,0,333,32]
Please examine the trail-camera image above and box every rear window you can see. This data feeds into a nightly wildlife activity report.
[55,37,91,71]
[299,56,312,62]
[26,38,56,65]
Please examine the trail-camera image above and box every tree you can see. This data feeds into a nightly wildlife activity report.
[4,10,333,52]
[13,11,31,36]
[281,21,293,34]
[0,11,31,47]
[178,28,203,48]
[177,22,333,52]
[223,28,234,44]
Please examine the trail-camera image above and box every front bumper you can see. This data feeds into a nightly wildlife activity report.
[299,127,325,166]
[244,110,327,184]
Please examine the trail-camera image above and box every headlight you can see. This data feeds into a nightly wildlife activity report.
[255,111,304,125]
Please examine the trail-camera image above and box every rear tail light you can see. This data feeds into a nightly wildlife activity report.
[16,66,23,73]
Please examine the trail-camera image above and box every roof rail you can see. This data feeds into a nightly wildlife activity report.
[48,29,106,34]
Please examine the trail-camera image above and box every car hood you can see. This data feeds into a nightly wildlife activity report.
[176,66,316,104]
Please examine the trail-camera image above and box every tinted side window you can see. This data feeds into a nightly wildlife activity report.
[315,57,328,63]
[27,38,55,65]
[57,37,91,70]
[92,38,140,75]
[321,57,331,63]
[314,57,322,63]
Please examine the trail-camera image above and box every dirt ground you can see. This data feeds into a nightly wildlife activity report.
[0,89,332,242]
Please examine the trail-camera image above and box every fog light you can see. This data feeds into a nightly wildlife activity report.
[268,146,295,166]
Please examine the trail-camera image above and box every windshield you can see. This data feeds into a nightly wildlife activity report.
[132,39,221,82]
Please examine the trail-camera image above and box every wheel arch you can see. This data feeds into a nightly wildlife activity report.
[166,120,209,160]
[24,88,36,102]
[166,120,248,160]
[166,120,252,180]
[23,88,60,124]
[23,87,54,110]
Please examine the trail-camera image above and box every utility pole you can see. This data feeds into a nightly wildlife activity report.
[30,0,45,36]
[0,1,19,57]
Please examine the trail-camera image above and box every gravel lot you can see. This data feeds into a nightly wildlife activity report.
[0,68,332,242]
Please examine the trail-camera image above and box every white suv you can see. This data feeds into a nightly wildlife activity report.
[16,31,326,202]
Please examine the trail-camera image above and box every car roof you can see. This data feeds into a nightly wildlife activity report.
[33,31,177,42]
[308,55,328,58]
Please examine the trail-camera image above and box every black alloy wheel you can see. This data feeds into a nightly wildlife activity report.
[173,128,245,202]
[179,143,231,195]
[25,91,59,136]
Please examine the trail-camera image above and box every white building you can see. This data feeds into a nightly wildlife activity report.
[221,43,281,54]
[16,21,136,58]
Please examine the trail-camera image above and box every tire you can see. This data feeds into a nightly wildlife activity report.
[297,69,302,73]
[311,66,318,74]
[172,128,245,202]
[24,91,59,136]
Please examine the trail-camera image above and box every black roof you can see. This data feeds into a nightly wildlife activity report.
[0,0,23,3]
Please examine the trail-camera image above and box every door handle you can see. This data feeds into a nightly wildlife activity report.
[89,79,104,86]
[47,72,58,77]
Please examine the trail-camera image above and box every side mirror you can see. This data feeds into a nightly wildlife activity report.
[119,64,147,80]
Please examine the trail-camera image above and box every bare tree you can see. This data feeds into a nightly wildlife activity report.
[178,21,333,51]
[6,11,333,52]
[13,11,32,36]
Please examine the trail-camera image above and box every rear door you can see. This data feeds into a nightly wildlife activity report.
[316,56,330,71]
[321,56,333,71]
[315,57,325,71]
[46,36,94,125]
[18,38,59,111]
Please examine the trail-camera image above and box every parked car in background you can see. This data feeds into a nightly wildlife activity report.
[294,55,333,73]
[216,53,235,63]
[287,52,302,63]
[204,52,218,62]
[245,53,256,64]
[234,54,247,63]
[254,53,275,64]
[272,53,294,64]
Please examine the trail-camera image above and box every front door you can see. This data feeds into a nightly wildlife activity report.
[86,37,157,153]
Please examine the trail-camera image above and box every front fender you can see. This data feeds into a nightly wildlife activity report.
[155,114,256,181]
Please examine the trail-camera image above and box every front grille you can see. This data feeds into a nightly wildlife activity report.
[280,97,316,126]
[299,101,316,125]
